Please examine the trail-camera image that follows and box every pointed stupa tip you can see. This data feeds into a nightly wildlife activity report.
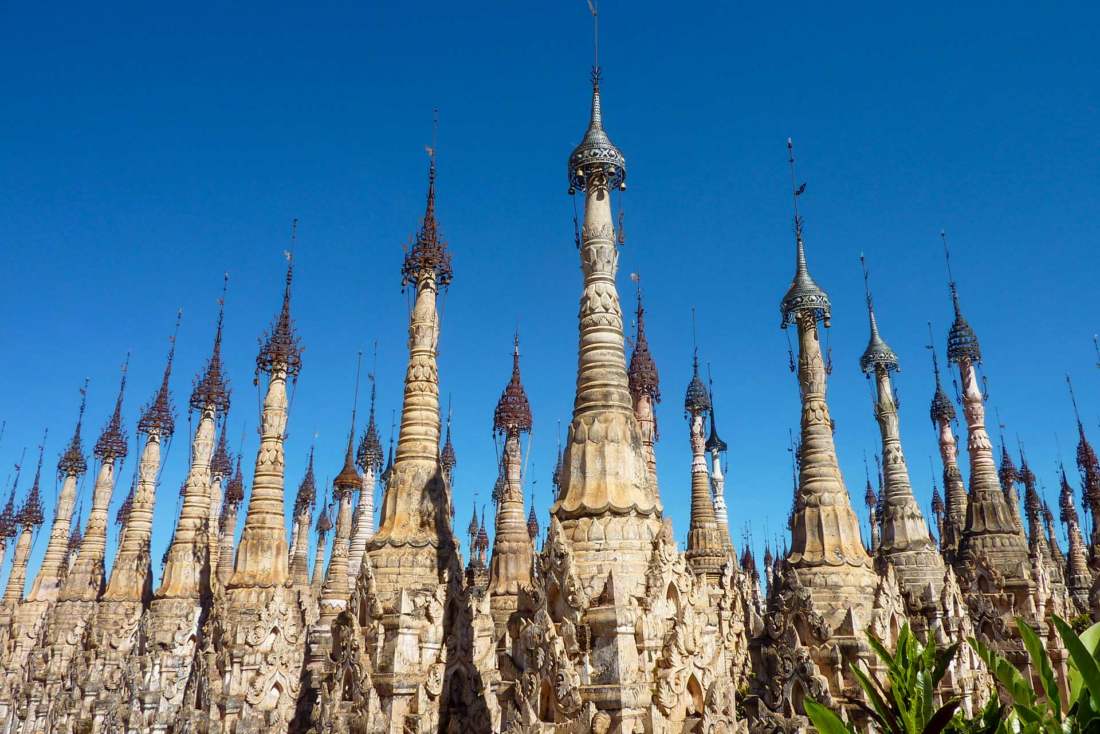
[211,420,232,479]
[945,282,982,366]
[467,501,479,539]
[257,252,303,379]
[440,425,456,473]
[763,542,774,565]
[67,523,82,554]
[858,256,899,374]
[999,442,1019,486]
[705,379,728,454]
[476,506,489,551]
[931,483,945,515]
[334,437,361,497]
[58,380,90,477]
[527,501,539,541]
[295,448,317,516]
[401,155,453,289]
[224,455,245,511]
[568,66,626,194]
[494,334,533,436]
[356,380,384,473]
[779,141,830,329]
[928,342,956,427]
[627,281,661,403]
[191,279,232,413]
[18,439,46,528]
[95,355,130,461]
[139,313,181,438]
[1060,465,1079,525]
[684,352,711,418]
[0,486,15,540]
[552,437,563,493]
[316,503,333,534]
[115,480,134,528]
[864,478,877,510]
[1018,447,1037,494]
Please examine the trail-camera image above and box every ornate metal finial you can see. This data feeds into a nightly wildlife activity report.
[18,431,47,528]
[294,448,317,517]
[256,239,304,380]
[527,489,539,541]
[95,354,130,461]
[1069,377,1100,506]
[223,454,245,513]
[440,396,457,472]
[316,489,333,535]
[356,344,385,474]
[704,365,727,454]
[1067,374,1086,434]
[863,452,876,510]
[858,253,899,374]
[476,505,489,554]
[0,483,15,541]
[191,274,232,413]
[567,8,626,197]
[494,333,533,437]
[931,480,945,517]
[552,423,563,495]
[1059,463,1079,526]
[627,273,660,404]
[115,474,135,528]
[941,231,981,365]
[926,322,956,427]
[381,414,396,486]
[58,378,90,477]
[401,150,453,290]
[684,308,711,417]
[138,311,181,438]
[779,138,830,329]
[211,417,232,479]
[335,354,364,498]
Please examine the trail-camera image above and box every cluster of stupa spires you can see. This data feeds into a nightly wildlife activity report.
[0,40,1096,734]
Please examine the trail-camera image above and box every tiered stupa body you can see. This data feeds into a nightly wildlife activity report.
[929,345,968,564]
[748,144,902,730]
[219,260,306,731]
[90,321,179,725]
[1060,466,1092,613]
[684,356,727,579]
[487,336,534,630]
[29,360,130,732]
[502,69,748,734]
[146,297,231,729]
[0,387,88,721]
[349,380,383,582]
[858,262,944,612]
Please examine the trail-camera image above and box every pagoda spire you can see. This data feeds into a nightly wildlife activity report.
[3,434,46,606]
[858,254,943,599]
[684,340,725,579]
[930,475,946,549]
[0,471,17,578]
[207,420,233,575]
[369,150,457,597]
[216,455,245,587]
[61,354,129,602]
[779,139,873,578]
[488,333,534,629]
[105,312,180,602]
[995,416,1025,534]
[230,251,301,588]
[927,324,967,563]
[705,368,732,549]
[863,456,880,553]
[943,231,1030,577]
[321,354,363,619]
[159,281,232,600]
[349,354,383,582]
[1067,375,1100,565]
[553,61,660,594]
[290,447,317,589]
[628,273,661,483]
[28,381,89,601]
[312,494,331,591]
[1059,464,1092,612]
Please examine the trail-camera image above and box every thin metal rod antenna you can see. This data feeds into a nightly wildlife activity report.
[859,252,873,311]
[787,138,802,224]
[587,0,599,70]
[691,306,699,364]
[1067,374,1084,426]
[1093,334,1100,369]
[350,351,363,435]
[941,230,955,287]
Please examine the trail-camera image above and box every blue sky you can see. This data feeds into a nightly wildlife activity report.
[2,2,1099,588]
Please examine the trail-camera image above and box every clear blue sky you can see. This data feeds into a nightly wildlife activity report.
[2,2,1099,588]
